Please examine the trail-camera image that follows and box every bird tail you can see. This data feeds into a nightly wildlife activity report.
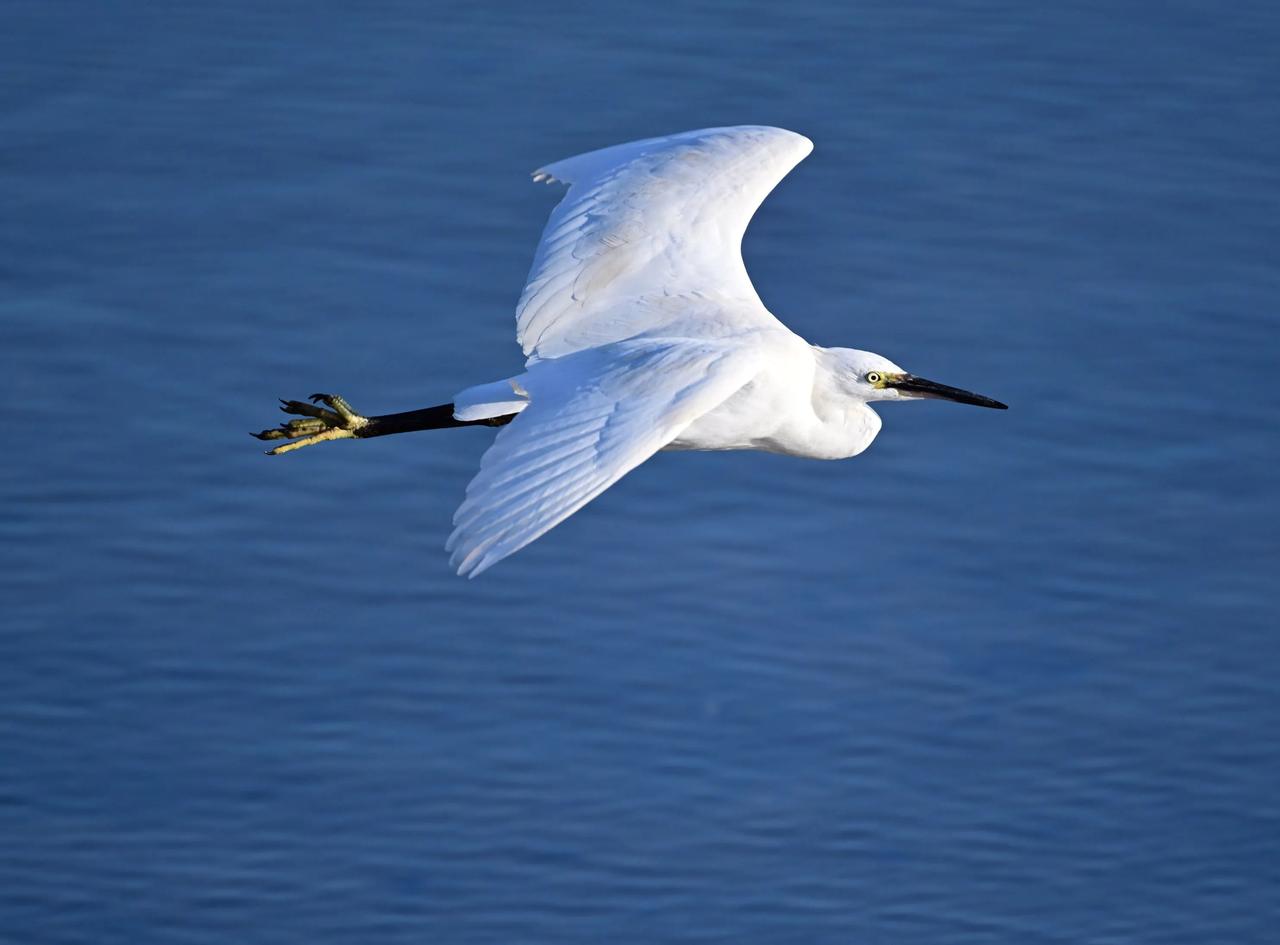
[452,377,532,422]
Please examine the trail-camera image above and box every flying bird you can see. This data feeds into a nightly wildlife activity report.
[254,126,1006,577]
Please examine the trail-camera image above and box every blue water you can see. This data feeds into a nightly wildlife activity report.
[3,2,1278,942]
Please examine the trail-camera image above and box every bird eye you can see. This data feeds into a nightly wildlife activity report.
[865,371,882,384]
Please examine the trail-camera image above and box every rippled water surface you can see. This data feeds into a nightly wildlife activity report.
[4,2,1279,942]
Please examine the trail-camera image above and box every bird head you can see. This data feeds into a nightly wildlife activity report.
[832,349,1008,409]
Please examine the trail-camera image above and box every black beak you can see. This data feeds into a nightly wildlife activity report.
[887,374,1008,409]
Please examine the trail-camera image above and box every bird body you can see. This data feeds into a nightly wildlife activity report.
[257,125,1006,577]
[456,332,888,461]
[668,341,886,460]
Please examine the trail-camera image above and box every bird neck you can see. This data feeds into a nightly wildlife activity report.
[807,347,883,459]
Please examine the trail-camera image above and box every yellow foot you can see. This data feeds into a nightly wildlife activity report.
[251,393,370,455]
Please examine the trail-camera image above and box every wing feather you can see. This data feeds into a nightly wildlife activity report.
[446,340,761,577]
[516,126,813,362]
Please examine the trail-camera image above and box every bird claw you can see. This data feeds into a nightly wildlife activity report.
[308,393,362,424]
[252,392,370,454]
[279,398,336,421]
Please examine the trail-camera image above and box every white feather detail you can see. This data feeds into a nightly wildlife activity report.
[445,339,761,577]
[452,378,530,422]
[517,126,813,362]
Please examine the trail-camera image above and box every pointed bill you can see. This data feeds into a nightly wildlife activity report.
[887,375,1008,409]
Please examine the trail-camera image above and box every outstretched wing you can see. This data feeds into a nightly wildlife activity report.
[446,339,761,577]
[517,126,813,362]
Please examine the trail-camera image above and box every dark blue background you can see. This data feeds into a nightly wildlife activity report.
[4,2,1278,942]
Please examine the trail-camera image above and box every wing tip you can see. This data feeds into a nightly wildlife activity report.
[447,539,482,578]
[749,125,814,161]
[530,124,812,190]
[446,527,509,579]
[451,545,505,579]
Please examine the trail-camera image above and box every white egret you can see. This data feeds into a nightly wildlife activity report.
[255,126,1006,577]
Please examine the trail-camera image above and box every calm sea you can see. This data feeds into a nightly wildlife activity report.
[3,1,1278,942]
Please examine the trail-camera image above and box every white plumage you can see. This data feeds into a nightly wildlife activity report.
[446,340,762,577]
[514,126,809,362]
[445,126,1005,577]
